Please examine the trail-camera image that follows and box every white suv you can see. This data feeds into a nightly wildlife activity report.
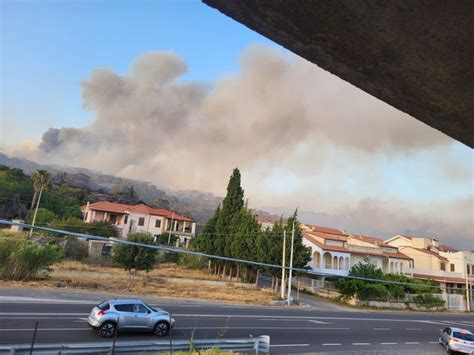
[88,299,175,338]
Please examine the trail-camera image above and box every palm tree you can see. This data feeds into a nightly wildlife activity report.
[30,170,50,209]
[29,170,50,236]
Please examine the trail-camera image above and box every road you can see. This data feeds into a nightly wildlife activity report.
[0,288,473,353]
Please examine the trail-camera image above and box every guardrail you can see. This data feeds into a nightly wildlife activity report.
[0,336,270,354]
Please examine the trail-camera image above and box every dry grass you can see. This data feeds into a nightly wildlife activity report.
[56,260,225,281]
[0,261,275,305]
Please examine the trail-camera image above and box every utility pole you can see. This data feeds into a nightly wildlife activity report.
[29,185,44,237]
[287,220,295,306]
[167,212,175,245]
[466,260,471,312]
[280,230,287,299]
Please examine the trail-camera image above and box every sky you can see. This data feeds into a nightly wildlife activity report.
[1,0,473,248]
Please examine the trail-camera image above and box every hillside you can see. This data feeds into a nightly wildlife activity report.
[0,152,222,225]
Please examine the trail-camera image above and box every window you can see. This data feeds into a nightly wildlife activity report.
[467,264,471,275]
[109,214,117,224]
[450,264,455,272]
[155,219,161,228]
[132,304,149,313]
[85,212,88,221]
[138,217,145,226]
[124,215,128,224]
[101,245,112,256]
[114,304,133,312]
[97,301,110,311]
[440,262,446,271]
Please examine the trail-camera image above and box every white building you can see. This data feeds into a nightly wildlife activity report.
[301,225,413,277]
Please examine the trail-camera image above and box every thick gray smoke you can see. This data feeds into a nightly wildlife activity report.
[32,45,450,190]
[16,45,471,247]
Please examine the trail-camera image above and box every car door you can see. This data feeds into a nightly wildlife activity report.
[113,304,135,330]
[131,303,153,330]
[443,328,451,344]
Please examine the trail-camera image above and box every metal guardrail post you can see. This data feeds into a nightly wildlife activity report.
[29,321,39,355]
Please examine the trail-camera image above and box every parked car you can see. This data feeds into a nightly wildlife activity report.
[439,327,474,354]
[88,299,175,338]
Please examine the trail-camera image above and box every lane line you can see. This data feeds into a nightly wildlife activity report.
[308,320,331,324]
[429,341,439,344]
[322,343,341,346]
[405,342,420,344]
[380,342,397,345]
[373,328,391,330]
[0,328,91,331]
[405,328,422,330]
[0,326,351,332]
[353,343,371,345]
[271,344,309,347]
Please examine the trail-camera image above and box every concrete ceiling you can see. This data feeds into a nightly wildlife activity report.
[203,0,474,147]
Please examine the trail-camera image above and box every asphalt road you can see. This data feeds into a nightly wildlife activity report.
[0,289,473,353]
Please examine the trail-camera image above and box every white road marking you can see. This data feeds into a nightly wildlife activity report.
[271,344,309,347]
[0,313,87,316]
[258,319,307,322]
[308,320,331,324]
[380,342,397,345]
[322,343,341,346]
[373,328,391,330]
[405,328,422,330]
[353,343,371,345]
[429,341,439,344]
[176,326,349,330]
[0,328,90,331]
[405,342,420,344]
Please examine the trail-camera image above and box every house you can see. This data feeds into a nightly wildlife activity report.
[81,201,196,245]
[301,224,413,278]
[384,235,473,294]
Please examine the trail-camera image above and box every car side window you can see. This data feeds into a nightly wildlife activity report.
[115,304,133,312]
[132,303,149,313]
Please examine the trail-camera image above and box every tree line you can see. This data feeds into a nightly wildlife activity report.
[193,168,311,288]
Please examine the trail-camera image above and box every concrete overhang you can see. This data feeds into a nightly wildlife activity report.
[203,0,474,147]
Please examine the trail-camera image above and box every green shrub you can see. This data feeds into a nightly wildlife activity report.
[0,237,21,269]
[112,232,156,289]
[357,283,389,301]
[154,234,178,245]
[64,237,89,261]
[412,293,445,310]
[3,241,64,280]
[178,253,207,269]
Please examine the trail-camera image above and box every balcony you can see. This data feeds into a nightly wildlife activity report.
[412,268,463,279]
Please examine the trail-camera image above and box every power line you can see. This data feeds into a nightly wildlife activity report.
[0,219,459,291]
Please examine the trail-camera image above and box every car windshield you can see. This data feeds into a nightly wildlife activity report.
[453,332,474,341]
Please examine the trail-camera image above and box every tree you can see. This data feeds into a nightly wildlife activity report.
[29,170,51,237]
[283,211,311,271]
[30,170,50,210]
[112,232,156,289]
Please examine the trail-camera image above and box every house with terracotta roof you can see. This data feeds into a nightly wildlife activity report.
[81,201,196,244]
[385,235,473,294]
[301,224,413,277]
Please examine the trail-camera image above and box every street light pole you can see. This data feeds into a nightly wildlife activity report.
[287,220,295,306]
[280,230,287,299]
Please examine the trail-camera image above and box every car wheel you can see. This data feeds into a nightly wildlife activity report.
[99,321,116,338]
[445,342,451,354]
[153,321,169,337]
